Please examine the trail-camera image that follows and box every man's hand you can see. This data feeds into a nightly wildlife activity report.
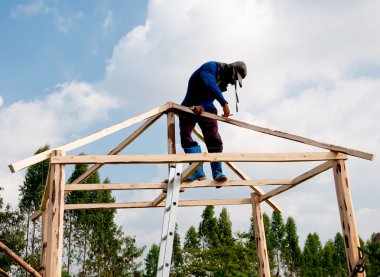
[222,104,232,117]
[190,105,204,115]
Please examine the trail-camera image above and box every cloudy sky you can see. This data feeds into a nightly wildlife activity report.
[1,0,379,255]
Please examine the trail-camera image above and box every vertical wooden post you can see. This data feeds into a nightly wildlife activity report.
[332,159,365,276]
[45,150,65,277]
[167,111,176,155]
[39,205,48,276]
[251,193,271,277]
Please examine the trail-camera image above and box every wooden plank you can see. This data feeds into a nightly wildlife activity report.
[191,127,282,213]
[45,151,65,277]
[66,182,167,191]
[182,179,292,188]
[181,162,202,181]
[39,207,48,277]
[167,111,176,155]
[259,161,332,202]
[64,179,291,191]
[251,193,271,277]
[332,160,364,276]
[0,241,41,277]
[8,103,170,172]
[65,198,252,210]
[152,192,167,207]
[51,152,347,165]
[172,102,374,161]
[70,113,163,185]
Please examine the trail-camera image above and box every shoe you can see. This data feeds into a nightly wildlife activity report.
[211,162,227,188]
[184,145,206,182]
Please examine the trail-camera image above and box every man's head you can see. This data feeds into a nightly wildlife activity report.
[218,61,247,91]
[229,61,247,88]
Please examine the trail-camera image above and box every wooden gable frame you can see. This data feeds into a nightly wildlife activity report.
[8,102,374,277]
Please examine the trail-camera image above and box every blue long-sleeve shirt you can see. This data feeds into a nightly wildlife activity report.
[181,61,228,112]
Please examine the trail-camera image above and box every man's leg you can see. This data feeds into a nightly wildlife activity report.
[179,115,206,181]
[198,117,227,182]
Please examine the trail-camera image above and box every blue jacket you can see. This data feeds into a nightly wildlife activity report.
[181,61,228,112]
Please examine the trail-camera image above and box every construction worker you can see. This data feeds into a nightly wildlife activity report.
[180,61,247,182]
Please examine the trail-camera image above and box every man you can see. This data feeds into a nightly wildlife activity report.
[180,61,247,182]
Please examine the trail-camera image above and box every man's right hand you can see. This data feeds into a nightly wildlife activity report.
[222,104,232,117]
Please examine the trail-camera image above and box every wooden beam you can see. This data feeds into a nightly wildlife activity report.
[65,198,252,210]
[45,151,65,277]
[260,161,332,202]
[66,182,167,191]
[51,152,347,165]
[8,103,170,172]
[172,102,374,161]
[332,160,364,276]
[191,127,282,213]
[39,206,48,277]
[70,113,163,185]
[0,241,41,277]
[251,193,271,277]
[182,179,292,188]
[181,162,202,181]
[64,179,292,191]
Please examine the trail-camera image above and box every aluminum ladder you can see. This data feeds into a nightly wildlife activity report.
[156,163,182,277]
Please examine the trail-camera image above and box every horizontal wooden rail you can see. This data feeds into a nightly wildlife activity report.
[51,152,347,165]
[65,198,252,210]
[65,179,292,191]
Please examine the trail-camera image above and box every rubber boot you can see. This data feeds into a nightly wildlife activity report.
[184,145,206,182]
[211,162,227,183]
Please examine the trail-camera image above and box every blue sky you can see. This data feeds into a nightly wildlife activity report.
[1,0,380,267]
[0,1,147,103]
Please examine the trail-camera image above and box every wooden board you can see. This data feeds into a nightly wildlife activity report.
[8,103,170,172]
[51,152,347,165]
[260,161,332,202]
[65,198,252,210]
[172,103,374,161]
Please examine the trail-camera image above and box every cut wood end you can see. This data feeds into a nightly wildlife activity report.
[8,164,16,173]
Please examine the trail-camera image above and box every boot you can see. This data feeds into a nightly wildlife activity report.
[184,145,206,182]
[211,162,227,183]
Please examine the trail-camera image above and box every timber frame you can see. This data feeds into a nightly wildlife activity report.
[7,102,374,277]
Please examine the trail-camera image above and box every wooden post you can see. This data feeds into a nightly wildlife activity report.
[167,111,176,155]
[45,150,65,277]
[39,205,48,276]
[251,193,271,277]
[332,159,365,276]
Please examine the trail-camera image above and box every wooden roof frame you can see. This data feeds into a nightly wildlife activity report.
[8,102,373,277]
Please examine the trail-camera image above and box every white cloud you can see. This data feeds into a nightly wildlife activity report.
[55,11,84,33]
[11,0,48,18]
[98,0,380,247]
[102,10,114,32]
[3,0,380,256]
[0,81,119,206]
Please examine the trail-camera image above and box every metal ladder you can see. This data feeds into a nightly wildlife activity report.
[156,163,182,277]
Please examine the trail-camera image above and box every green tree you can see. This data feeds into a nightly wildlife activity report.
[322,240,335,277]
[0,187,26,273]
[144,243,159,277]
[301,232,323,277]
[64,163,144,276]
[171,224,184,276]
[282,217,302,276]
[269,211,285,276]
[362,233,380,277]
[332,232,348,276]
[217,207,234,246]
[198,205,219,249]
[18,145,50,270]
